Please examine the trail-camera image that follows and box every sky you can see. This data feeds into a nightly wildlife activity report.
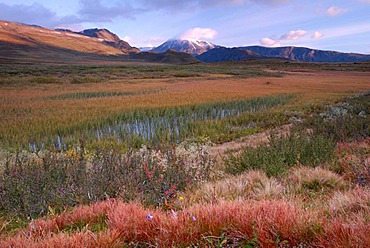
[1,0,370,53]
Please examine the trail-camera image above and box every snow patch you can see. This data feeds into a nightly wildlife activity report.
[65,33,89,38]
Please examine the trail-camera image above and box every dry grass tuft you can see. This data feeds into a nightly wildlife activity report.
[287,166,349,193]
[328,187,370,217]
[184,170,284,205]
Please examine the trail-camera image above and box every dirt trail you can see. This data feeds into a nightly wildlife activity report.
[208,124,293,163]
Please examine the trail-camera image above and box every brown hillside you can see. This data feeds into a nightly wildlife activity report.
[0,21,125,55]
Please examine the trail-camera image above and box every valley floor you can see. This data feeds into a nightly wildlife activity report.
[0,62,369,247]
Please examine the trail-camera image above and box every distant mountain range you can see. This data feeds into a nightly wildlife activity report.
[200,46,370,63]
[152,40,370,63]
[1,20,369,64]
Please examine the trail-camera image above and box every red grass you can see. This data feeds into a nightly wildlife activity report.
[1,199,319,247]
[27,199,117,237]
[317,217,370,248]
[2,196,369,247]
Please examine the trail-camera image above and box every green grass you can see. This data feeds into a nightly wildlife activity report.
[225,133,336,176]
[225,92,369,177]
[26,94,294,151]
[48,89,163,100]
[0,63,284,87]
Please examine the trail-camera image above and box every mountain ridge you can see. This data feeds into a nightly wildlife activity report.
[197,45,370,63]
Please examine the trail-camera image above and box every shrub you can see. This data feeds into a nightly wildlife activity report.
[225,132,336,176]
[306,92,369,142]
[0,141,213,218]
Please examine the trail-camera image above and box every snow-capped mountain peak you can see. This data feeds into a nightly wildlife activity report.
[151,39,217,55]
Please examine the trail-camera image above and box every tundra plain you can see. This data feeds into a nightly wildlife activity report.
[0,60,369,247]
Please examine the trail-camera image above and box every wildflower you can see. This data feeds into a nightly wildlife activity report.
[147,214,154,220]
[192,216,196,222]
[178,196,184,201]
[171,209,178,220]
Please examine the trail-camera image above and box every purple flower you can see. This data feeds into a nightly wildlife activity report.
[192,216,196,221]
[147,214,154,220]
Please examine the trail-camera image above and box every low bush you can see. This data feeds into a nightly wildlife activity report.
[305,92,369,142]
[0,141,213,219]
[225,132,336,176]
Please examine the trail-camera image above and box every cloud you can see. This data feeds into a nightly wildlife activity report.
[140,0,291,11]
[260,29,307,46]
[311,31,323,39]
[78,0,143,21]
[280,29,307,40]
[145,37,167,44]
[175,28,218,40]
[0,0,145,28]
[0,3,56,27]
[250,0,290,5]
[122,36,132,43]
[0,2,83,28]
[0,0,291,28]
[259,37,280,46]
[326,6,347,16]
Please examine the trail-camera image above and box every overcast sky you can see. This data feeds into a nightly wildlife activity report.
[1,0,370,53]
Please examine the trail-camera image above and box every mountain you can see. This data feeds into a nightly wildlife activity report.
[151,39,217,55]
[197,45,370,63]
[196,47,267,62]
[77,28,140,53]
[238,46,370,62]
[130,49,199,64]
[0,20,196,64]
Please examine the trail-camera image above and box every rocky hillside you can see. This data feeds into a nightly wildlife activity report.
[0,21,195,64]
[78,28,139,53]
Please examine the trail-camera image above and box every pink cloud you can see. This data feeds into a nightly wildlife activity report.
[311,31,323,39]
[259,37,280,46]
[280,30,307,40]
[326,6,347,16]
[176,27,218,41]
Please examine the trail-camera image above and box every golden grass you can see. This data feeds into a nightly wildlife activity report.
[1,69,369,146]
[287,166,349,193]
[184,170,284,205]
[0,66,370,147]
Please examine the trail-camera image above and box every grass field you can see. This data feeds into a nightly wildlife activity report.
[0,61,369,247]
[1,62,369,149]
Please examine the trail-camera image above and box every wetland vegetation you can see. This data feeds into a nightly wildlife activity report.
[0,61,369,247]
